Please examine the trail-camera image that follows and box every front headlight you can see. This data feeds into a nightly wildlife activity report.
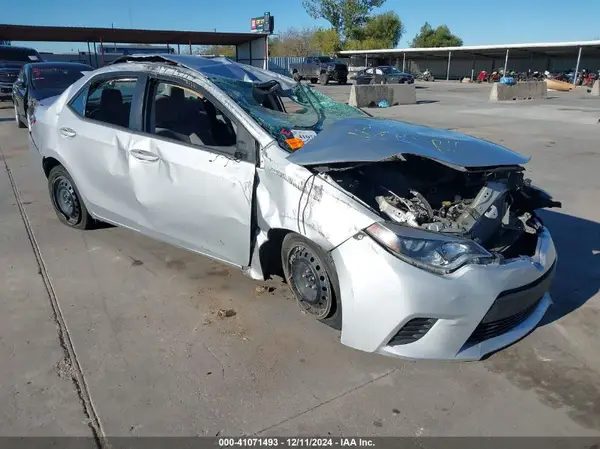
[365,222,494,274]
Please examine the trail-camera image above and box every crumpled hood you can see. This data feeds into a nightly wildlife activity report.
[287,117,530,170]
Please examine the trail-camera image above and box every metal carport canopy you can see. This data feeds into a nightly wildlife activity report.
[0,24,267,46]
[339,40,600,59]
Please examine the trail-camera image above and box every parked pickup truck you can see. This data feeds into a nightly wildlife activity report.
[289,56,348,85]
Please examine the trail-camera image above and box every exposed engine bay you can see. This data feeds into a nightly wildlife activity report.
[329,156,561,257]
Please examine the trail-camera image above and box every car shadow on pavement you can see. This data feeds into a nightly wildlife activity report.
[538,209,600,325]
[0,105,13,110]
[0,117,14,122]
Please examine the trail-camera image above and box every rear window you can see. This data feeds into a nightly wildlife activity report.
[31,66,88,90]
[0,48,41,62]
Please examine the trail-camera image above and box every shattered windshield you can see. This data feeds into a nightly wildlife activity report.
[210,75,366,151]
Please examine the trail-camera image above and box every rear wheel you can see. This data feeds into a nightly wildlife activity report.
[281,233,342,330]
[14,105,26,128]
[48,165,93,230]
[310,78,319,84]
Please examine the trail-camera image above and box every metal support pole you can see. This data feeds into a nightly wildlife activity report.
[177,44,180,54]
[402,52,406,72]
[446,51,452,81]
[99,37,105,66]
[503,48,509,75]
[264,37,269,70]
[573,46,582,86]
[93,42,98,69]
[365,54,367,67]
[471,54,475,81]
[189,40,192,54]
[87,42,92,65]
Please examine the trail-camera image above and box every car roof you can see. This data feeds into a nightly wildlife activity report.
[28,62,93,69]
[106,53,297,90]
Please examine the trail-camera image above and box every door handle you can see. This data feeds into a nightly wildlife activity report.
[60,127,77,138]
[130,149,159,162]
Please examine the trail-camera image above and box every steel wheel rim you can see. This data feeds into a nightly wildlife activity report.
[52,176,81,224]
[287,244,332,319]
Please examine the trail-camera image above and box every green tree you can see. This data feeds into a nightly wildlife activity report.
[410,22,463,48]
[311,28,342,55]
[268,28,316,57]
[302,0,385,39]
[347,11,404,48]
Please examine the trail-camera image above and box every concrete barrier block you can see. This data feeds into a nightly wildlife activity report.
[390,84,417,105]
[349,84,416,107]
[349,85,393,108]
[489,81,548,101]
[591,80,600,96]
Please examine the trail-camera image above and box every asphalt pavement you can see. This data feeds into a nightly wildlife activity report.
[0,82,599,438]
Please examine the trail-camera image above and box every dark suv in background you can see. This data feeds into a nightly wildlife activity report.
[0,45,42,101]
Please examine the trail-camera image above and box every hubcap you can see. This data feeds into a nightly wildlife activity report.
[52,176,80,224]
[287,245,332,319]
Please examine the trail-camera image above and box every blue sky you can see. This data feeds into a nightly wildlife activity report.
[5,0,600,53]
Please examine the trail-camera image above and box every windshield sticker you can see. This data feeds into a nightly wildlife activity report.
[291,129,317,143]
[28,55,39,61]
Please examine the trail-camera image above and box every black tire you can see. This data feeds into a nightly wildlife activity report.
[338,77,347,85]
[48,165,93,230]
[281,233,342,330]
[292,72,301,82]
[310,78,318,84]
[14,104,26,128]
[319,73,329,85]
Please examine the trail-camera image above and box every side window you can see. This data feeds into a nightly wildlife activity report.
[365,68,374,75]
[305,57,312,64]
[375,68,383,75]
[83,77,137,128]
[69,86,89,116]
[149,81,238,151]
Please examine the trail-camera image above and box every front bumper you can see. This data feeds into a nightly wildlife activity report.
[330,226,556,361]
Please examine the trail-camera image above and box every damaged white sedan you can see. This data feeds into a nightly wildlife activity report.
[28,54,560,360]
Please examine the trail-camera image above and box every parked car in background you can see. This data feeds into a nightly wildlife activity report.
[0,45,42,101]
[12,62,94,128]
[289,56,348,85]
[29,54,560,361]
[355,66,414,85]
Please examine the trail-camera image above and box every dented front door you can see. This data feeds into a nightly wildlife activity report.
[123,135,256,267]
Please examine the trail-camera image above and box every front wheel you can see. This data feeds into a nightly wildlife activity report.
[319,73,329,85]
[281,233,342,330]
[14,105,26,128]
[292,72,301,82]
[48,165,94,230]
[310,78,319,84]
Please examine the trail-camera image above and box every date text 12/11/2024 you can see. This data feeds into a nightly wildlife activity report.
[218,438,376,447]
